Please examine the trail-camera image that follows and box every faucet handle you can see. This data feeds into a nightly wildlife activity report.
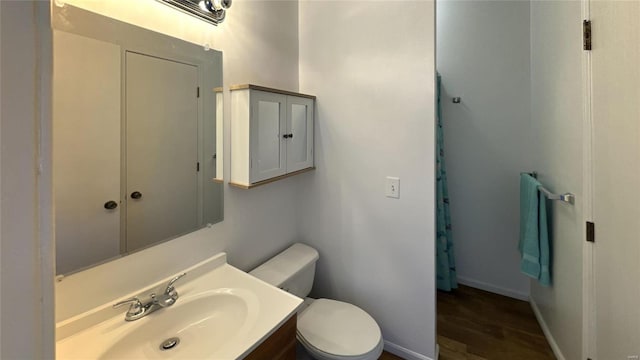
[155,273,186,308]
[113,297,144,316]
[164,272,187,294]
[113,297,142,309]
[113,297,148,321]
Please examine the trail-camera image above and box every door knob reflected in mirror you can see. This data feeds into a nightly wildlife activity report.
[104,201,118,210]
[130,191,143,200]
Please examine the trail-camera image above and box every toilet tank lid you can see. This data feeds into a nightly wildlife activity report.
[249,243,319,287]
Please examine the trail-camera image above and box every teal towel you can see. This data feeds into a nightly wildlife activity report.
[538,191,551,286]
[519,173,551,286]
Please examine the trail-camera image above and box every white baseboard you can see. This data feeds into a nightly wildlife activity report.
[384,340,435,360]
[457,276,529,301]
[529,297,567,360]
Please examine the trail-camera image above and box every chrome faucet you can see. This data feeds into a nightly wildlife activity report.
[113,273,186,321]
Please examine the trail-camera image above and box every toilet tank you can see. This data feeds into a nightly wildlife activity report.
[249,243,319,298]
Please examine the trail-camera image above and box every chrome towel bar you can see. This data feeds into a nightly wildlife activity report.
[522,172,575,204]
[538,187,575,204]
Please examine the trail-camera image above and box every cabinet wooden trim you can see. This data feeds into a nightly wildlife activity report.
[213,86,223,93]
[229,167,315,189]
[212,178,224,183]
[243,314,297,360]
[230,84,316,100]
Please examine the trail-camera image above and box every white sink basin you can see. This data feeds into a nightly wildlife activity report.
[56,253,301,359]
[100,289,257,359]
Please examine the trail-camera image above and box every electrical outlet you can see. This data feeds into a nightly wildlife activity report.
[386,177,400,199]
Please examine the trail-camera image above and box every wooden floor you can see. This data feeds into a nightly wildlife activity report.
[379,351,404,360]
[437,285,555,360]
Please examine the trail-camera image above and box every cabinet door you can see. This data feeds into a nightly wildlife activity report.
[250,91,287,182]
[286,96,314,173]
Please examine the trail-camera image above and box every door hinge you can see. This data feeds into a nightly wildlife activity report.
[583,20,592,51]
[197,87,200,98]
[197,162,200,172]
[586,221,595,242]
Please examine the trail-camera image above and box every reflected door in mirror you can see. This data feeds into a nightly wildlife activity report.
[54,31,122,274]
[125,52,200,252]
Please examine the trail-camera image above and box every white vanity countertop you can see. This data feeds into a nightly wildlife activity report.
[55,253,303,359]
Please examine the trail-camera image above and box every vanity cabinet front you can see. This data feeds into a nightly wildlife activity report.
[230,85,315,188]
[244,314,297,360]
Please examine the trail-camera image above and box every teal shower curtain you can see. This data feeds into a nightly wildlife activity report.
[436,74,458,292]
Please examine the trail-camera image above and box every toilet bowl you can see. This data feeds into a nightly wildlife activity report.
[297,298,383,360]
[249,243,383,360]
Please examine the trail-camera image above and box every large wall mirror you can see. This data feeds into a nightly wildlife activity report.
[52,5,224,275]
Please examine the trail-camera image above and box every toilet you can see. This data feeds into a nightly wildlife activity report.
[250,243,384,360]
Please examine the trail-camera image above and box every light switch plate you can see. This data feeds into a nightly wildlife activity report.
[386,177,400,199]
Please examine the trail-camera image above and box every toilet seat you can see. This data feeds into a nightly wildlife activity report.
[297,299,383,360]
[298,334,384,360]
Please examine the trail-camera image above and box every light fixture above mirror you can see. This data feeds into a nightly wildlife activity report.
[159,0,232,25]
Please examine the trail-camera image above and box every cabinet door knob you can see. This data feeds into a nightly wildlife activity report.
[282,133,294,139]
[104,201,118,210]
[289,133,293,139]
[130,191,143,200]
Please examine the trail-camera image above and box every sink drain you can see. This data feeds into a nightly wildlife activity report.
[159,337,180,351]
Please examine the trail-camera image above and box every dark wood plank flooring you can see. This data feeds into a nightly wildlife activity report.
[379,351,404,360]
[438,285,555,360]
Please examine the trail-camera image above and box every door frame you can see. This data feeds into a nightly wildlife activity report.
[581,0,596,358]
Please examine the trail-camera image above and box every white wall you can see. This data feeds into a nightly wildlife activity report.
[298,2,437,359]
[529,2,584,360]
[436,0,532,299]
[1,1,55,357]
[55,0,304,321]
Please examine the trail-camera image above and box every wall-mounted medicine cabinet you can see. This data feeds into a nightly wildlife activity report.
[213,87,224,183]
[230,85,315,189]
